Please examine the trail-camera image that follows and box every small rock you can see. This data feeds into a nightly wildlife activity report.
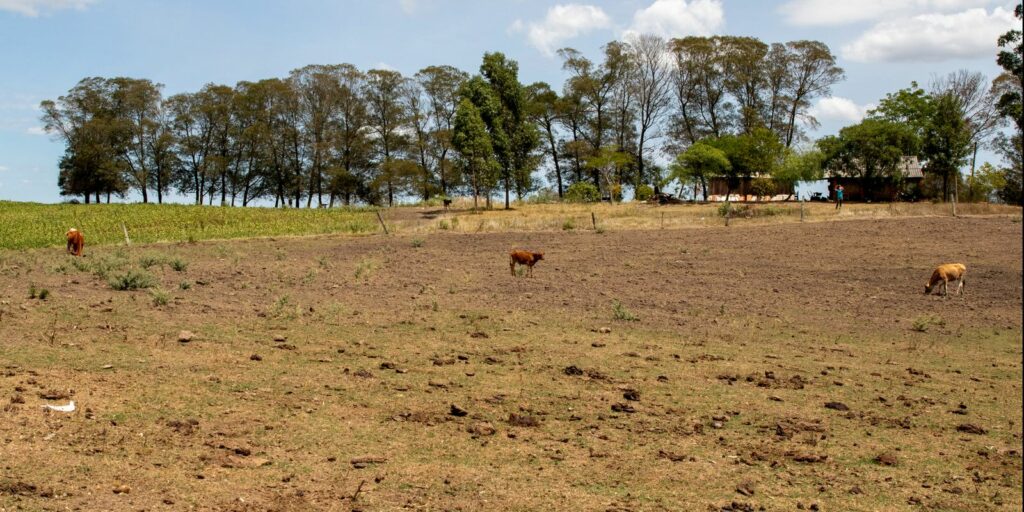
[379,362,396,370]
[611,403,636,414]
[112,484,130,495]
[598,327,612,334]
[250,354,262,361]
[849,486,863,495]
[273,334,287,342]
[711,421,725,429]
[449,404,468,417]
[824,401,849,411]
[177,330,194,343]
[623,389,641,401]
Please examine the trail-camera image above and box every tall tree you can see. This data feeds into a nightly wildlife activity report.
[526,82,566,197]
[668,36,733,142]
[668,142,731,201]
[723,36,769,134]
[480,52,539,207]
[781,40,844,147]
[629,34,672,192]
[111,78,163,203]
[923,93,972,200]
[416,65,469,197]
[41,77,127,203]
[452,98,496,209]
[363,69,410,206]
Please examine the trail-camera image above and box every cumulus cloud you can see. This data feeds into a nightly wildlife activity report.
[511,4,612,57]
[0,0,96,17]
[809,97,874,123]
[624,0,724,39]
[778,0,992,26]
[842,7,1016,62]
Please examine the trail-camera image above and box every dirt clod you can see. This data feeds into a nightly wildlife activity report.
[956,423,987,435]
[449,404,468,417]
[874,452,898,466]
[177,330,194,343]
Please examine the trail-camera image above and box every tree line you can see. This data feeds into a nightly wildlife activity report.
[42,16,1022,207]
[42,34,847,207]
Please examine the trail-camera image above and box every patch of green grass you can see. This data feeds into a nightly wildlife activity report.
[354,258,379,280]
[411,238,424,248]
[911,314,945,333]
[150,288,170,307]
[108,269,156,291]
[179,280,192,290]
[562,218,576,231]
[612,300,639,322]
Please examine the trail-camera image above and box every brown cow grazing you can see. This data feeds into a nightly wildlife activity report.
[66,228,85,257]
[925,263,966,296]
[510,250,544,277]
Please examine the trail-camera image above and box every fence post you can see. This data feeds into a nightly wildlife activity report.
[376,210,389,235]
[591,212,597,230]
[799,200,804,222]
[121,223,131,246]
[724,202,731,227]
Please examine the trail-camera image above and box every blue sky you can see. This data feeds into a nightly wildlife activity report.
[0,0,1018,203]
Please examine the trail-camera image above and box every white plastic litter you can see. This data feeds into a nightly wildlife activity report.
[42,400,76,413]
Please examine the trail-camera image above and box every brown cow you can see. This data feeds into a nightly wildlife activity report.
[510,250,544,277]
[66,228,85,257]
[925,263,966,296]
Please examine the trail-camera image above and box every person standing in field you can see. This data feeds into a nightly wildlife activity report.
[835,184,844,210]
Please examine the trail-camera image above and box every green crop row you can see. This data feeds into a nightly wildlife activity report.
[0,201,379,250]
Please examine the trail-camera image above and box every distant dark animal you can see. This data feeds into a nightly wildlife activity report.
[66,228,84,257]
[443,198,453,210]
[925,263,966,296]
[510,250,544,277]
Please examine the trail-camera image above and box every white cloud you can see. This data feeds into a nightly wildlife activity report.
[511,4,612,57]
[779,0,992,26]
[624,0,724,39]
[0,0,95,17]
[842,7,1016,62]
[0,165,8,172]
[809,97,874,123]
[26,126,46,135]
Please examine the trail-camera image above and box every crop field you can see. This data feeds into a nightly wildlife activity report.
[0,205,1021,511]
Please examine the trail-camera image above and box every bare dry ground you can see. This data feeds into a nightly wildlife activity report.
[1,215,1021,511]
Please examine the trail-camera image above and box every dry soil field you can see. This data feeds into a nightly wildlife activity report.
[1,214,1021,511]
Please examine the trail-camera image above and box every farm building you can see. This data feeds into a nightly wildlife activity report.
[826,156,924,202]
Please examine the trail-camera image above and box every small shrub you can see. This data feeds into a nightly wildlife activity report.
[612,300,639,322]
[179,280,192,290]
[53,264,68,274]
[411,238,424,248]
[562,218,576,231]
[28,284,37,299]
[751,178,777,200]
[565,182,601,203]
[595,226,606,234]
[438,220,450,230]
[138,254,165,269]
[150,288,170,307]
[634,184,655,202]
[108,269,156,291]
[170,258,188,272]
[38,289,50,300]
[717,202,732,217]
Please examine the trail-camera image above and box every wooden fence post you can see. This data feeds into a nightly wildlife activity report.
[376,210,389,235]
